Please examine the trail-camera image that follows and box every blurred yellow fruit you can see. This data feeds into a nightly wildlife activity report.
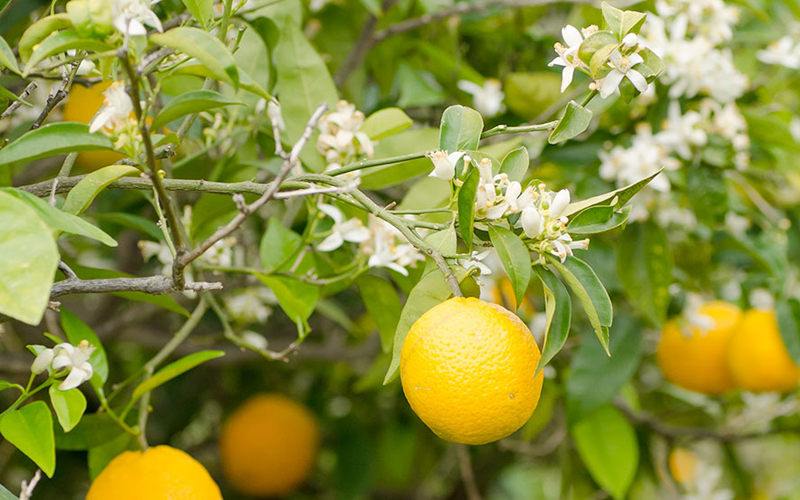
[668,447,697,485]
[63,81,124,170]
[86,445,222,500]
[219,393,320,497]
[727,309,800,393]
[400,297,544,445]
[490,276,535,320]
[657,301,741,395]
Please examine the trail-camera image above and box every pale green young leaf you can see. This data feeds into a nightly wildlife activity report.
[499,146,529,183]
[24,29,114,74]
[48,386,87,433]
[0,123,115,167]
[439,105,484,152]
[549,101,592,144]
[362,108,413,140]
[0,35,20,75]
[0,401,56,477]
[62,165,139,215]
[0,381,24,394]
[0,191,59,325]
[181,0,213,28]
[132,350,225,400]
[256,274,319,324]
[18,14,72,62]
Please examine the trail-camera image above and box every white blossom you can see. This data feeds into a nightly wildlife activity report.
[549,25,589,92]
[757,36,800,69]
[684,462,734,500]
[599,123,680,195]
[456,79,505,117]
[459,250,493,276]
[316,204,370,252]
[224,289,275,325]
[111,0,163,37]
[360,217,424,276]
[317,101,374,169]
[32,341,96,391]
[656,101,707,159]
[89,81,134,134]
[521,206,543,238]
[426,150,464,181]
[599,50,649,98]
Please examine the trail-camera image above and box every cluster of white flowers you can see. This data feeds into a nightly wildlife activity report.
[223,288,275,325]
[31,341,95,391]
[88,81,142,152]
[456,79,505,117]
[643,0,747,103]
[315,203,424,276]
[316,101,374,178]
[758,36,800,69]
[549,25,650,98]
[684,461,735,500]
[111,0,163,37]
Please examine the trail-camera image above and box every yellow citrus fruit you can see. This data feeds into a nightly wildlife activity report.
[656,301,742,395]
[63,81,124,170]
[400,297,544,445]
[727,309,800,393]
[86,445,222,500]
[668,447,697,485]
[219,393,320,497]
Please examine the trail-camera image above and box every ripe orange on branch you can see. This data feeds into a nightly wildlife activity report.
[63,81,125,170]
[400,297,544,445]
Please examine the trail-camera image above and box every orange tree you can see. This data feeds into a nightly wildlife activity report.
[1,0,800,499]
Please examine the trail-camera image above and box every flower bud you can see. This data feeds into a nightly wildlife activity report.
[549,189,571,218]
[31,348,54,375]
[521,207,543,238]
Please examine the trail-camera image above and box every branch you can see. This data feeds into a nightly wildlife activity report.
[30,58,82,130]
[334,0,399,85]
[50,275,222,298]
[456,445,482,500]
[0,82,38,121]
[481,120,559,139]
[19,470,41,500]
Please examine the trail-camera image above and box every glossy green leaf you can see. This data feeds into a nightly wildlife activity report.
[362,108,413,140]
[0,86,31,105]
[577,31,617,66]
[257,274,319,324]
[0,123,115,167]
[93,212,161,240]
[777,297,800,366]
[549,101,592,144]
[573,404,638,499]
[0,35,20,75]
[384,270,452,384]
[173,63,271,100]
[499,146,529,183]
[88,432,135,480]
[618,221,672,325]
[439,105,483,152]
[567,315,643,421]
[259,217,308,273]
[601,2,624,35]
[48,385,87,433]
[0,191,59,325]
[19,14,73,62]
[567,205,630,235]
[181,0,212,28]
[62,165,139,215]
[0,401,56,477]
[620,10,647,37]
[488,225,531,309]
[360,128,439,189]
[274,16,338,171]
[150,27,239,87]
[24,29,113,74]
[54,413,125,450]
[551,256,612,354]
[458,166,479,250]
[61,309,109,384]
[152,90,243,130]
[132,350,225,400]
[534,266,572,372]
[0,484,18,500]
[636,48,664,80]
[563,168,663,218]
[3,188,116,247]
[357,275,403,353]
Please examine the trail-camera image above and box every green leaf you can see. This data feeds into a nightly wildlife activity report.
[257,274,319,325]
[181,0,213,28]
[687,166,728,226]
[488,225,531,309]
[0,86,31,105]
[458,166,479,250]
[439,105,484,152]
[0,191,59,325]
[173,63,271,100]
[0,381,24,394]
[567,315,643,421]
[563,168,663,218]
[356,275,403,353]
[150,27,239,87]
[62,165,139,215]
[0,484,18,500]
[274,16,338,171]
[550,256,612,354]
[19,13,73,62]
[503,72,563,121]
[0,35,20,75]
[61,309,109,384]
[93,212,161,240]
[2,188,117,247]
[499,146,529,183]
[777,298,800,366]
[567,205,630,235]
[384,270,452,384]
[0,401,56,477]
[617,221,672,325]
[48,385,87,433]
[635,48,664,80]
[131,350,225,400]
[259,217,304,272]
[0,123,115,167]
[54,412,125,450]
[620,10,647,37]
[360,128,439,189]
[572,404,638,500]
[577,31,617,66]
[549,101,592,144]
[362,108,413,140]
[534,266,572,372]
[152,90,243,131]
[88,432,135,480]
[601,2,624,36]
[24,29,114,74]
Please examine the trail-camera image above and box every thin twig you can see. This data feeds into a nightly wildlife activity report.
[30,59,82,130]
[19,469,41,500]
[50,275,222,298]
[58,261,78,280]
[0,82,37,121]
[456,445,482,500]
